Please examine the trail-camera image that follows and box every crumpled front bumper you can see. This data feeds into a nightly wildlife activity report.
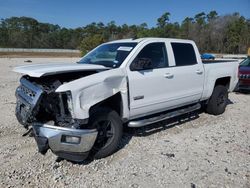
[32,123,97,162]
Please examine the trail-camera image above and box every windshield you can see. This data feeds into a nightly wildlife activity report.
[240,57,250,67]
[78,42,137,68]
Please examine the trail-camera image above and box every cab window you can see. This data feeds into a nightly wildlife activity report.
[171,43,197,66]
[130,42,168,71]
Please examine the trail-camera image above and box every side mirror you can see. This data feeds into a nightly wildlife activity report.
[130,58,153,71]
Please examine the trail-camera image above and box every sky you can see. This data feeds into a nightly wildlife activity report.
[0,0,249,28]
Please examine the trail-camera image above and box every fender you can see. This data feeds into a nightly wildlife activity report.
[56,68,129,120]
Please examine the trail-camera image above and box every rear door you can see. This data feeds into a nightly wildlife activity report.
[166,42,204,105]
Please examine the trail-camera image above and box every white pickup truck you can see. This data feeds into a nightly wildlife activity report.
[14,38,238,162]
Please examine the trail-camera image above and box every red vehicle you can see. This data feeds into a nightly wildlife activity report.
[238,56,250,91]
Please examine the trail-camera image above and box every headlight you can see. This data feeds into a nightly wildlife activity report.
[60,91,74,117]
[66,91,74,115]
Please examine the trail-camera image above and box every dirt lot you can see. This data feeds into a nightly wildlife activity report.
[0,52,81,58]
[0,58,249,188]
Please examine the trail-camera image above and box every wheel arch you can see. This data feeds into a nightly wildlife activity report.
[214,76,231,90]
[89,92,128,121]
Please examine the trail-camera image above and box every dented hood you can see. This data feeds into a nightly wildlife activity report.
[13,63,109,77]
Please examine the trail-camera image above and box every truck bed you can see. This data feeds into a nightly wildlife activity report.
[202,59,239,64]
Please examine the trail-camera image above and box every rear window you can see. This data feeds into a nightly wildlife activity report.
[171,43,197,66]
[240,57,250,67]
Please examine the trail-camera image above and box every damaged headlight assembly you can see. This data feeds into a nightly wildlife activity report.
[65,91,74,117]
[58,91,74,118]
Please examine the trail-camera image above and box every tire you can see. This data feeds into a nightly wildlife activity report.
[206,85,228,115]
[88,107,123,159]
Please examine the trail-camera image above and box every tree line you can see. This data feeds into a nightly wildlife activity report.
[0,11,249,55]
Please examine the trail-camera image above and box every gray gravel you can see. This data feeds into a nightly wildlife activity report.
[0,58,249,188]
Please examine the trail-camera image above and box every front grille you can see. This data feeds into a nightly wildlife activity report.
[16,78,43,107]
[239,74,250,79]
[19,85,37,99]
[15,78,44,126]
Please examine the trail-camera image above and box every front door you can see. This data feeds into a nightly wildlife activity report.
[127,42,172,118]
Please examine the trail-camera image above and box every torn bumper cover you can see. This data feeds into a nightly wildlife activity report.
[32,123,97,162]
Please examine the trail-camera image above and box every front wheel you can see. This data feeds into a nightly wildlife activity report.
[205,85,228,115]
[88,108,123,159]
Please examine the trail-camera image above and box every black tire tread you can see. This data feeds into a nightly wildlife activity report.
[206,85,228,115]
[89,107,123,159]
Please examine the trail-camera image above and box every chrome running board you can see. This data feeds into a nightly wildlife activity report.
[128,103,201,127]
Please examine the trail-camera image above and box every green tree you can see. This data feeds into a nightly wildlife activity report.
[79,34,104,55]
[224,15,248,53]
[181,17,194,39]
[207,11,218,22]
[194,12,206,25]
[157,12,171,28]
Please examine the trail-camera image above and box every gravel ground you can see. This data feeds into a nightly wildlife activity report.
[0,58,249,188]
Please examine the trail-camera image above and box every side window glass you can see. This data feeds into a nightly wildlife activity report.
[130,43,168,71]
[171,43,197,66]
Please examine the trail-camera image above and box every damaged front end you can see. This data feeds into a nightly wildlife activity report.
[15,75,97,162]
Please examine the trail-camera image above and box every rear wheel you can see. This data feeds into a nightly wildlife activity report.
[88,108,123,159]
[206,85,228,115]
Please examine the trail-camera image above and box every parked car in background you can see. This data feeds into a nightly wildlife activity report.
[201,53,215,60]
[238,52,250,91]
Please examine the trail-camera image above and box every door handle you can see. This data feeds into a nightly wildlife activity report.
[196,70,203,74]
[164,73,174,78]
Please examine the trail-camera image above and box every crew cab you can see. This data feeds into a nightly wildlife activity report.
[14,38,238,162]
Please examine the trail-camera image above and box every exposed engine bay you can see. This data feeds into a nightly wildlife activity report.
[15,70,97,129]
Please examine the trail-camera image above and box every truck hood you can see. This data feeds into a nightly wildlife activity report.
[13,63,109,77]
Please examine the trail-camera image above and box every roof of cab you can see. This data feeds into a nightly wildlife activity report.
[106,37,194,44]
